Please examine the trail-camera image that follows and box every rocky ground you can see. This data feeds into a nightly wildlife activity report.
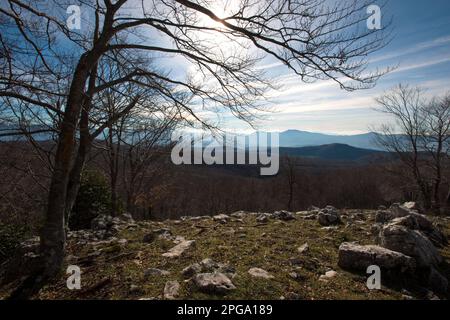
[1,204,449,300]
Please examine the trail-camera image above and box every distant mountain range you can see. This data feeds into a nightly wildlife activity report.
[278,130,381,150]
[1,124,388,153]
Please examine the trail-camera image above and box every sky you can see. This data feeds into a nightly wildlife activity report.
[157,0,450,135]
[4,0,449,136]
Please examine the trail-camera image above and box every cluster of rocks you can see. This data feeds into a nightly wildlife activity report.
[0,213,137,286]
[67,213,137,245]
[338,202,448,294]
[180,258,237,295]
[317,206,341,226]
[173,259,277,297]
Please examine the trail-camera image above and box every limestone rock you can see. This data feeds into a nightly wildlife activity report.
[297,243,309,254]
[164,280,180,300]
[318,206,340,226]
[162,240,196,258]
[182,263,202,278]
[338,242,415,272]
[427,267,448,294]
[213,214,230,223]
[256,214,269,223]
[192,272,236,294]
[319,270,337,281]
[248,267,274,279]
[272,210,295,221]
[379,223,442,268]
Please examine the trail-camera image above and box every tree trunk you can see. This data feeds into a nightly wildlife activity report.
[10,56,94,299]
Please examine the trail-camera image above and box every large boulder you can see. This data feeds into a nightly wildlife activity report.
[426,267,448,294]
[192,272,236,294]
[318,206,341,226]
[338,242,415,273]
[389,215,448,248]
[378,223,442,268]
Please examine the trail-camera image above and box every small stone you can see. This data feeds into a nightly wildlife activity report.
[164,280,180,300]
[162,240,196,258]
[129,284,142,294]
[192,273,236,294]
[297,243,309,254]
[318,206,340,226]
[319,270,337,281]
[248,267,274,279]
[272,210,295,221]
[256,214,269,223]
[117,239,128,245]
[213,214,230,223]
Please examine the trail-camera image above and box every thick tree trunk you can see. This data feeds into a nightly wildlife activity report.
[10,56,94,299]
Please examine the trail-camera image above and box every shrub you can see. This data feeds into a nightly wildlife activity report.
[69,169,111,230]
[0,222,30,263]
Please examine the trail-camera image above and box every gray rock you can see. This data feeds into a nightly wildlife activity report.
[192,272,236,294]
[272,210,295,221]
[319,270,337,281]
[164,280,180,300]
[162,240,196,258]
[427,267,448,294]
[389,215,448,248]
[256,214,269,223]
[402,201,422,213]
[379,223,442,268]
[248,267,274,279]
[230,211,246,218]
[129,284,142,294]
[338,242,415,272]
[318,206,340,226]
[182,263,202,278]
[213,214,230,223]
[297,243,309,254]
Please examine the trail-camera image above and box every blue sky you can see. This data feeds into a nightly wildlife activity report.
[243,0,450,134]
[161,0,450,135]
[5,0,449,135]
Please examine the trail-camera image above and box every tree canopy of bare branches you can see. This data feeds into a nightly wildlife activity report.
[374,84,450,211]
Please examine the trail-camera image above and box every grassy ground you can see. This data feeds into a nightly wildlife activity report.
[1,210,449,300]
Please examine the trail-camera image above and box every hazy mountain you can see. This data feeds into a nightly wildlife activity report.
[278,130,381,150]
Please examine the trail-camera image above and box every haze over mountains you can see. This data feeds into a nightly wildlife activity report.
[277,130,381,150]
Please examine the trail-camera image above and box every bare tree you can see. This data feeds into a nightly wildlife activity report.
[1,0,391,297]
[282,155,297,211]
[421,94,450,211]
[374,85,450,212]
